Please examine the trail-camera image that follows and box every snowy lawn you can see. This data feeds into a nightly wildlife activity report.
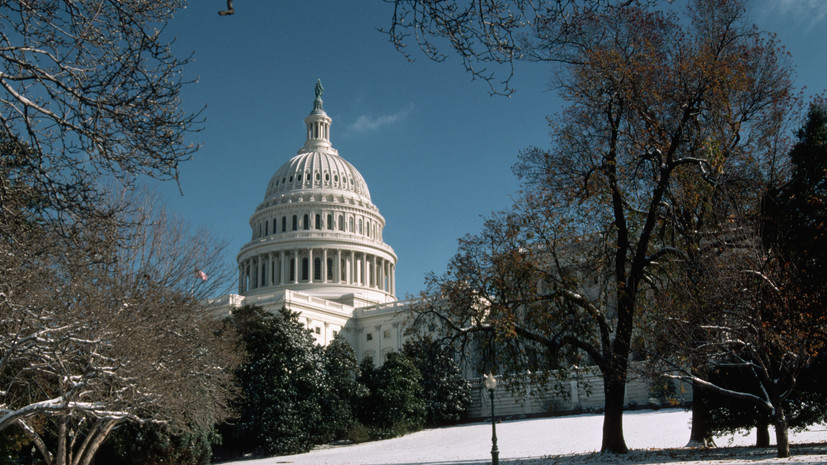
[216,409,827,465]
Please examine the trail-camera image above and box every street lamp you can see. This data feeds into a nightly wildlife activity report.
[484,372,499,465]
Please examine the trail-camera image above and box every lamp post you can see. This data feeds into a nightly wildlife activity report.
[484,372,499,465]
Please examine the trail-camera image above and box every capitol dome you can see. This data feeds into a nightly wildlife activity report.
[237,81,397,304]
[264,149,371,201]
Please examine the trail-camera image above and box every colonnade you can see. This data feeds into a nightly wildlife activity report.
[239,248,395,295]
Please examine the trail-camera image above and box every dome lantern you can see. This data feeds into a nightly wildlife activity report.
[303,79,332,151]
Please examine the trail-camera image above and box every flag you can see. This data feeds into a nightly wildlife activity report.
[195,268,208,281]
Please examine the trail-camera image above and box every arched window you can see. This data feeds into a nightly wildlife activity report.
[273,218,277,234]
[264,221,268,236]
[357,218,362,235]
[282,216,287,232]
[301,257,309,281]
[292,215,298,231]
[303,214,310,230]
[327,214,333,230]
[327,258,333,280]
[338,215,344,231]
[290,258,296,282]
[314,257,321,281]
[348,217,354,233]
[315,214,321,230]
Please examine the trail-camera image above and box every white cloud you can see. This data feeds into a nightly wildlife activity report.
[769,0,827,29]
[348,104,413,133]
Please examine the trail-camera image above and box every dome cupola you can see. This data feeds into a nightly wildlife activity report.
[237,81,397,305]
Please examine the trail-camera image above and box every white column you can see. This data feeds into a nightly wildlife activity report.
[349,252,355,285]
[279,251,286,285]
[336,249,342,283]
[293,249,299,284]
[308,248,314,283]
[322,249,328,283]
[390,264,395,295]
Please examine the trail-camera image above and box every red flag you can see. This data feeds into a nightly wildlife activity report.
[195,268,208,281]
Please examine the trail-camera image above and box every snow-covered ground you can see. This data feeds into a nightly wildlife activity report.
[217,409,827,465]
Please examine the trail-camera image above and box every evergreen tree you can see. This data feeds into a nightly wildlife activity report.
[319,336,367,442]
[764,102,827,299]
[403,338,471,426]
[224,306,325,456]
[358,353,426,439]
[96,422,216,465]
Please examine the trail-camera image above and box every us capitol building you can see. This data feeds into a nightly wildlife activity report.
[212,81,663,415]
[214,81,410,366]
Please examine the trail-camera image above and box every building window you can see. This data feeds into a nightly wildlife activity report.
[315,214,321,230]
[282,216,287,232]
[348,217,354,232]
[265,221,268,236]
[383,330,391,339]
[327,214,333,230]
[273,218,277,234]
[290,258,296,282]
[327,258,333,280]
[301,257,309,281]
[332,330,338,338]
[338,215,344,231]
[366,333,373,341]
[292,215,297,231]
[314,257,321,281]
[314,327,321,334]
[303,214,309,230]
[357,218,362,235]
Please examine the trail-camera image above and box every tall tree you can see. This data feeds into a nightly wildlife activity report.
[763,103,827,303]
[410,0,793,453]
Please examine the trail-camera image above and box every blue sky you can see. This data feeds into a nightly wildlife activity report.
[153,0,827,298]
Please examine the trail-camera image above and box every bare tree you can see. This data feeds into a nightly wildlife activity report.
[410,0,794,454]
[0,1,199,224]
[0,194,240,465]
[649,229,824,458]
[385,0,643,95]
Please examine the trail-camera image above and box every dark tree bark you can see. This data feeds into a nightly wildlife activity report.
[688,382,716,447]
